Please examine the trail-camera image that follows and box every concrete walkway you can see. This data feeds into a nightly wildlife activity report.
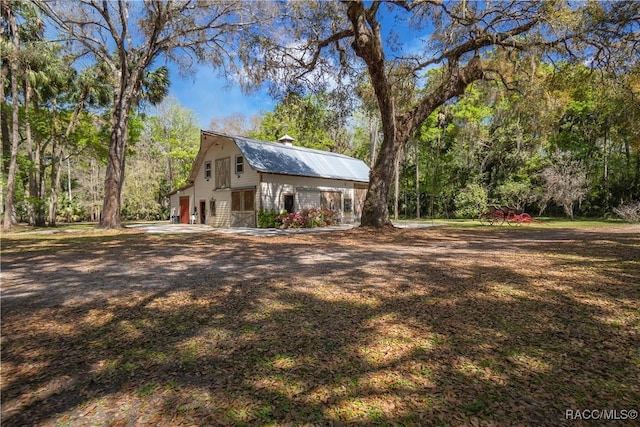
[126,221,443,236]
[125,223,216,234]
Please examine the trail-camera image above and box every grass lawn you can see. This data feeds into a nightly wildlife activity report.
[1,223,639,426]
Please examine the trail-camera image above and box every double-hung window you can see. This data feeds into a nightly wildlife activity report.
[235,155,244,174]
[204,161,212,181]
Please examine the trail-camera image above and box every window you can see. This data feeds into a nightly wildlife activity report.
[344,198,353,213]
[204,161,212,180]
[215,157,230,189]
[235,155,244,174]
[209,199,216,216]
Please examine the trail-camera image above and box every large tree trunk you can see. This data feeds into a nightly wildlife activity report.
[100,91,133,229]
[347,1,399,227]
[3,6,20,232]
[361,61,485,227]
[347,2,486,228]
[361,130,402,227]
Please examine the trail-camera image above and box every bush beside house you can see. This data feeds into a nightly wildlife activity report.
[258,208,338,229]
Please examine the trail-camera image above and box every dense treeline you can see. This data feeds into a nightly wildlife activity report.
[2,1,638,228]
[358,62,640,220]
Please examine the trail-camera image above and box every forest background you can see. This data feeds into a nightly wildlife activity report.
[2,1,639,229]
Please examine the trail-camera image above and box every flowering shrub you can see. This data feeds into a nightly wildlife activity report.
[276,208,338,229]
[277,212,305,228]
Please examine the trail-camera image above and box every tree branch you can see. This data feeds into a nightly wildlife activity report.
[415,19,539,71]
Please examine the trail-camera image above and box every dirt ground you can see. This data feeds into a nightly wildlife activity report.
[1,224,639,426]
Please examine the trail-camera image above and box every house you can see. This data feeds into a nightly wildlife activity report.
[167,130,370,227]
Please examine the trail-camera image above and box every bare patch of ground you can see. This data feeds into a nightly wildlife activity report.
[1,225,639,425]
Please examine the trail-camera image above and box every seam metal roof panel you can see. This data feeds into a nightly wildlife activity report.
[232,136,370,183]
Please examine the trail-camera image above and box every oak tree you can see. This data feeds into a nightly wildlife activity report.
[37,0,260,228]
[243,0,639,227]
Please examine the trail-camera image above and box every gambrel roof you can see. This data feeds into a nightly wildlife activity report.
[192,131,370,183]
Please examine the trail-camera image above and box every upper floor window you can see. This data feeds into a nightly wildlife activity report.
[235,155,244,174]
[204,161,212,181]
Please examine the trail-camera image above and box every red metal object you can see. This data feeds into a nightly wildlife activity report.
[478,206,540,226]
[506,211,533,225]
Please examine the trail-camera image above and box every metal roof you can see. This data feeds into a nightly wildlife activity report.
[201,132,370,183]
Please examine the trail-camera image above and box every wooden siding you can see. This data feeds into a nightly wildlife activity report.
[259,174,362,223]
[172,134,368,227]
[297,189,321,210]
[191,138,260,227]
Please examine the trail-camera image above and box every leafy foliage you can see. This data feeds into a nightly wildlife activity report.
[257,209,278,228]
[454,183,488,219]
[276,208,338,229]
[251,92,350,153]
[146,97,200,191]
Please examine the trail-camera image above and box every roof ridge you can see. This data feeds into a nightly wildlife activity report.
[201,130,369,183]
[203,130,354,159]
[234,135,355,159]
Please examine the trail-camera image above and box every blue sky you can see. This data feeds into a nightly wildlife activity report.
[160,7,427,130]
[167,67,275,129]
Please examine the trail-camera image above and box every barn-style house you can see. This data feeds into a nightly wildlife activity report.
[167,130,370,227]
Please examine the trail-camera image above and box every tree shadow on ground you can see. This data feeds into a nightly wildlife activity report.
[1,226,638,425]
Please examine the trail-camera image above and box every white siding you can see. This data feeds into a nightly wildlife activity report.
[210,191,231,227]
[168,186,194,223]
[297,189,321,210]
[259,173,360,223]
[191,139,260,227]
[177,133,367,227]
[260,180,295,212]
[169,193,180,219]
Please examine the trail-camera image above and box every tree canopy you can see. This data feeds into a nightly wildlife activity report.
[35,0,262,228]
[2,1,639,229]
[240,0,640,226]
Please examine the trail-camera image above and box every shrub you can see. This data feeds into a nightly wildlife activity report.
[454,183,487,218]
[257,209,278,228]
[276,208,338,229]
[58,196,87,223]
[494,179,535,210]
[613,201,640,223]
[277,212,305,229]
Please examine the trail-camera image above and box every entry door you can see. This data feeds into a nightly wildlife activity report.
[284,194,294,213]
[179,197,190,224]
[199,200,206,224]
[231,189,256,227]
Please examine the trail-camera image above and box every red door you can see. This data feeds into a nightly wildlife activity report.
[179,197,189,224]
